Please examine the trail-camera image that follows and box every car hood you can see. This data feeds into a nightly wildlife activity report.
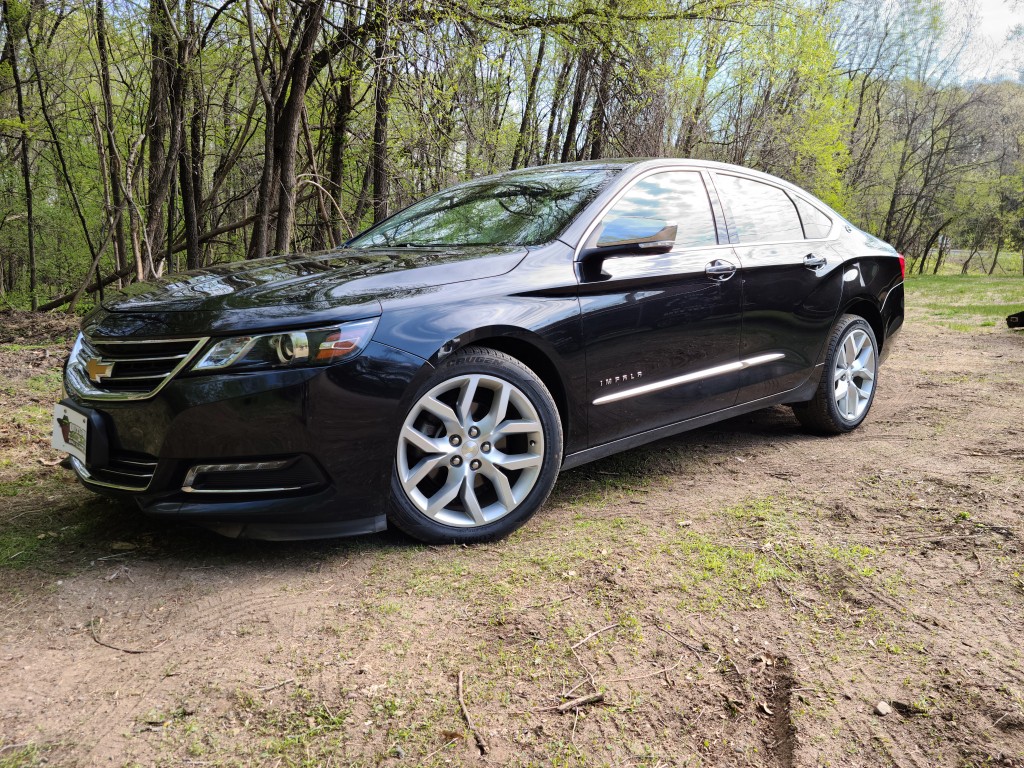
[86,246,526,337]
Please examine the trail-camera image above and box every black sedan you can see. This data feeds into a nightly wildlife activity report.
[52,159,904,542]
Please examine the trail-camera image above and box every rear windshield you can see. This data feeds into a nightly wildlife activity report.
[348,169,617,248]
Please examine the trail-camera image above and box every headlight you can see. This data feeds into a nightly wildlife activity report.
[192,318,379,372]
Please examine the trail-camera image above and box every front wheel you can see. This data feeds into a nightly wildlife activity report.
[793,314,879,435]
[388,346,563,543]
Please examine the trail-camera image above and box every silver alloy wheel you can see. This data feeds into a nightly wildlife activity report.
[833,327,875,421]
[396,374,545,527]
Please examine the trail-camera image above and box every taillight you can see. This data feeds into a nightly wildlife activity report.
[897,253,905,279]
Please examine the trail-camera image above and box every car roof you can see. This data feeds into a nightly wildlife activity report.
[494,158,810,192]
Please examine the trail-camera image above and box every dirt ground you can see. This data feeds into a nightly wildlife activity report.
[0,289,1022,768]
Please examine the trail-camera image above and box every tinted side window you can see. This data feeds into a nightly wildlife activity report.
[715,174,804,243]
[794,196,833,239]
[598,171,718,249]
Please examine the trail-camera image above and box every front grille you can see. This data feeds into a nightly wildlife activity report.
[66,333,208,401]
[72,451,158,492]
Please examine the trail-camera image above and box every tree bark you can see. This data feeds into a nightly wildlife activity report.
[96,0,127,282]
[511,32,545,170]
[144,0,181,278]
[2,0,37,308]
[272,0,325,254]
[587,50,613,160]
[560,51,592,163]
[371,11,393,224]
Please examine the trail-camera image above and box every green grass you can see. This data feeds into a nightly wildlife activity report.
[905,274,1023,330]
[0,743,43,768]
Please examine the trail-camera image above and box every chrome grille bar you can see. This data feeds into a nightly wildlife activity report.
[65,333,209,401]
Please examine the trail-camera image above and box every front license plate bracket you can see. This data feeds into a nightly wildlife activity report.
[52,400,110,468]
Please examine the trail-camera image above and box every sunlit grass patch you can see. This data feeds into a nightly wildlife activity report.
[665,531,794,610]
[906,274,1023,329]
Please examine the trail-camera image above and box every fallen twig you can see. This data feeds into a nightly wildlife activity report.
[991,711,1019,729]
[571,623,617,649]
[775,582,814,610]
[258,678,294,693]
[557,692,604,713]
[650,623,704,659]
[457,670,489,755]
[519,595,573,611]
[89,622,150,655]
[602,657,686,684]
[422,739,458,762]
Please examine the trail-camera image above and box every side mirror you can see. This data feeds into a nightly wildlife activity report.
[580,217,678,261]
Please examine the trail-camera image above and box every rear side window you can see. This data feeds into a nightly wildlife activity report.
[794,196,833,239]
[715,174,804,243]
[598,171,718,249]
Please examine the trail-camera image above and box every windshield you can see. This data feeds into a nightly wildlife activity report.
[348,169,616,248]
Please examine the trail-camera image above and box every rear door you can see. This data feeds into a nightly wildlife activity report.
[579,169,744,447]
[711,172,843,402]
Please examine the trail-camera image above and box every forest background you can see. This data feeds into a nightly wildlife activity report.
[1,0,1022,313]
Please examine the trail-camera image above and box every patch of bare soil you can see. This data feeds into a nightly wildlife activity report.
[0,308,1022,767]
[0,309,79,346]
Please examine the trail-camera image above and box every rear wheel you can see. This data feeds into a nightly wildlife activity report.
[388,346,562,543]
[793,314,878,434]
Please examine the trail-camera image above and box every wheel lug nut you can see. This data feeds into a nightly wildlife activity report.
[481,442,491,453]
[470,459,481,470]
[468,426,480,438]
[449,435,461,446]
[450,456,462,467]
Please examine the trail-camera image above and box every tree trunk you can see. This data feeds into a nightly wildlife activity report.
[177,0,203,271]
[144,0,186,278]
[96,0,127,283]
[371,16,393,224]
[179,87,203,270]
[2,0,37,309]
[587,50,613,160]
[273,0,325,254]
[327,74,354,242]
[511,33,545,170]
[542,55,570,164]
[988,237,1002,275]
[560,51,592,163]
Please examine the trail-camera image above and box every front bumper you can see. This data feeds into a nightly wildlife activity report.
[63,340,428,534]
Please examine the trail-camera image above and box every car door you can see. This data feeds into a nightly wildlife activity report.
[578,169,744,447]
[711,172,844,402]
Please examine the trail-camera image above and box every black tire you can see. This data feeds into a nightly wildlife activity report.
[388,346,563,544]
[793,314,879,435]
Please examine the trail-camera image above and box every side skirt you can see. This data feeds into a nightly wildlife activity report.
[561,371,821,471]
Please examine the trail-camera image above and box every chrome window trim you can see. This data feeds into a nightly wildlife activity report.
[712,172,837,246]
[574,164,842,261]
[573,166,726,261]
[791,194,835,241]
[593,353,785,406]
[66,334,209,402]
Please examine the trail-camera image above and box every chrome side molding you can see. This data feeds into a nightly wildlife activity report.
[593,353,785,406]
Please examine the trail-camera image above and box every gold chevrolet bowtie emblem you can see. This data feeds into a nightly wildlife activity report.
[85,357,114,384]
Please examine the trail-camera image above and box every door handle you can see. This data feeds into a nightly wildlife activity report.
[705,259,737,281]
[804,253,827,269]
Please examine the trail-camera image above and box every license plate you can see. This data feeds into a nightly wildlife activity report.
[52,404,88,464]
